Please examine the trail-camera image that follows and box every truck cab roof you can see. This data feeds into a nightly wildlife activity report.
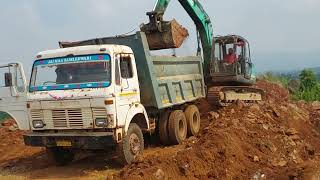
[36,44,133,60]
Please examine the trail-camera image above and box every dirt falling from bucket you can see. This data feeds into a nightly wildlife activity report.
[143,19,189,50]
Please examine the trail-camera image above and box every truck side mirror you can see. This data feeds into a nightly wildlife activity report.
[5,73,13,87]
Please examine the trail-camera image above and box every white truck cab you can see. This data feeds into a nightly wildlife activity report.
[1,45,150,165]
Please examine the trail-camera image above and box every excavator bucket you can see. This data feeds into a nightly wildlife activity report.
[141,19,189,50]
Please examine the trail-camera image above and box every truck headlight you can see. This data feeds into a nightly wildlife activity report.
[32,120,44,128]
[95,118,107,127]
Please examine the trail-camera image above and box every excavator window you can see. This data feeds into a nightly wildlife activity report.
[214,43,222,60]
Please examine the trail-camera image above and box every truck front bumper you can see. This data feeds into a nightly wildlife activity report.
[24,132,115,150]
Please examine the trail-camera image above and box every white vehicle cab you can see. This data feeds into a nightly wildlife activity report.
[0,32,205,165]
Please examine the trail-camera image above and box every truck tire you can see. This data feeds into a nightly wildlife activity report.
[117,123,144,165]
[168,110,187,144]
[159,110,171,145]
[46,147,74,166]
[184,105,201,136]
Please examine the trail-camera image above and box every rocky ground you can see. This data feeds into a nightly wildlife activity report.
[0,80,320,180]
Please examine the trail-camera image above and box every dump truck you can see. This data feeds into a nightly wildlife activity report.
[0,31,205,165]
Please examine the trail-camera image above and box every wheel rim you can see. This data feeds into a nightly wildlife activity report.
[178,119,185,137]
[129,133,141,155]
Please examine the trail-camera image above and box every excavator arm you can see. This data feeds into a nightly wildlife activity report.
[145,0,214,78]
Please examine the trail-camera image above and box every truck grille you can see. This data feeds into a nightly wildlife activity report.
[52,109,83,128]
[30,110,43,121]
[92,108,107,119]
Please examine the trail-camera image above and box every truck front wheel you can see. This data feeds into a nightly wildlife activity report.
[168,110,187,144]
[46,147,75,166]
[117,123,144,165]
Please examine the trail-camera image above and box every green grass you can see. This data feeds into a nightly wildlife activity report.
[293,83,320,102]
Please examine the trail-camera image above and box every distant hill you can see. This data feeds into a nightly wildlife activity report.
[271,67,320,80]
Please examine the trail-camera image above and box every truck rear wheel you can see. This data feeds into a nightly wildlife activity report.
[168,110,187,144]
[159,110,171,145]
[46,147,75,166]
[117,123,144,165]
[185,105,201,136]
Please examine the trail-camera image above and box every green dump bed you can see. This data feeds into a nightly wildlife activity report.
[60,32,205,109]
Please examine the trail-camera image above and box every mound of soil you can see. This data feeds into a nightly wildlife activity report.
[0,125,42,168]
[256,80,290,102]
[120,80,320,179]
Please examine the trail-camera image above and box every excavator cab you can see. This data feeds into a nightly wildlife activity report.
[210,35,256,86]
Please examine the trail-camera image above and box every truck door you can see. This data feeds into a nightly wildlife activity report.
[114,54,140,126]
[0,63,29,130]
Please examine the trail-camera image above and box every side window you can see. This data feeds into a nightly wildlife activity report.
[120,55,133,79]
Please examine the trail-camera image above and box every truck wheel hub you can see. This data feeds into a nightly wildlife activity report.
[129,133,141,155]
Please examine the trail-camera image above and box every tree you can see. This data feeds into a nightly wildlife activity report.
[299,69,317,91]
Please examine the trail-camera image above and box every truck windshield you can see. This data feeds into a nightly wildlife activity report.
[30,54,111,92]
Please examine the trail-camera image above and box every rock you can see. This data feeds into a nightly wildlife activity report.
[249,104,261,112]
[253,156,260,162]
[311,101,320,110]
[236,100,245,109]
[278,160,287,167]
[179,164,189,176]
[230,109,235,114]
[272,158,287,167]
[8,126,18,132]
[262,124,269,130]
[251,171,266,180]
[290,135,300,141]
[272,108,281,117]
[208,112,219,121]
[285,128,298,136]
[1,120,15,127]
[305,145,315,157]
[188,136,198,144]
[154,169,166,180]
[267,143,277,153]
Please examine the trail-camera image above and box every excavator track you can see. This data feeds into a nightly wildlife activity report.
[207,86,265,107]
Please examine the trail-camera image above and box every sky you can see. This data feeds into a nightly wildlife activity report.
[0,0,319,76]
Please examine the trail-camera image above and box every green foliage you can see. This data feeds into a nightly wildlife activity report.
[260,71,290,88]
[299,69,317,91]
[293,69,320,102]
[261,69,320,102]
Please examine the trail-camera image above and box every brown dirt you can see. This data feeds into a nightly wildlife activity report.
[120,80,320,180]
[0,80,320,180]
